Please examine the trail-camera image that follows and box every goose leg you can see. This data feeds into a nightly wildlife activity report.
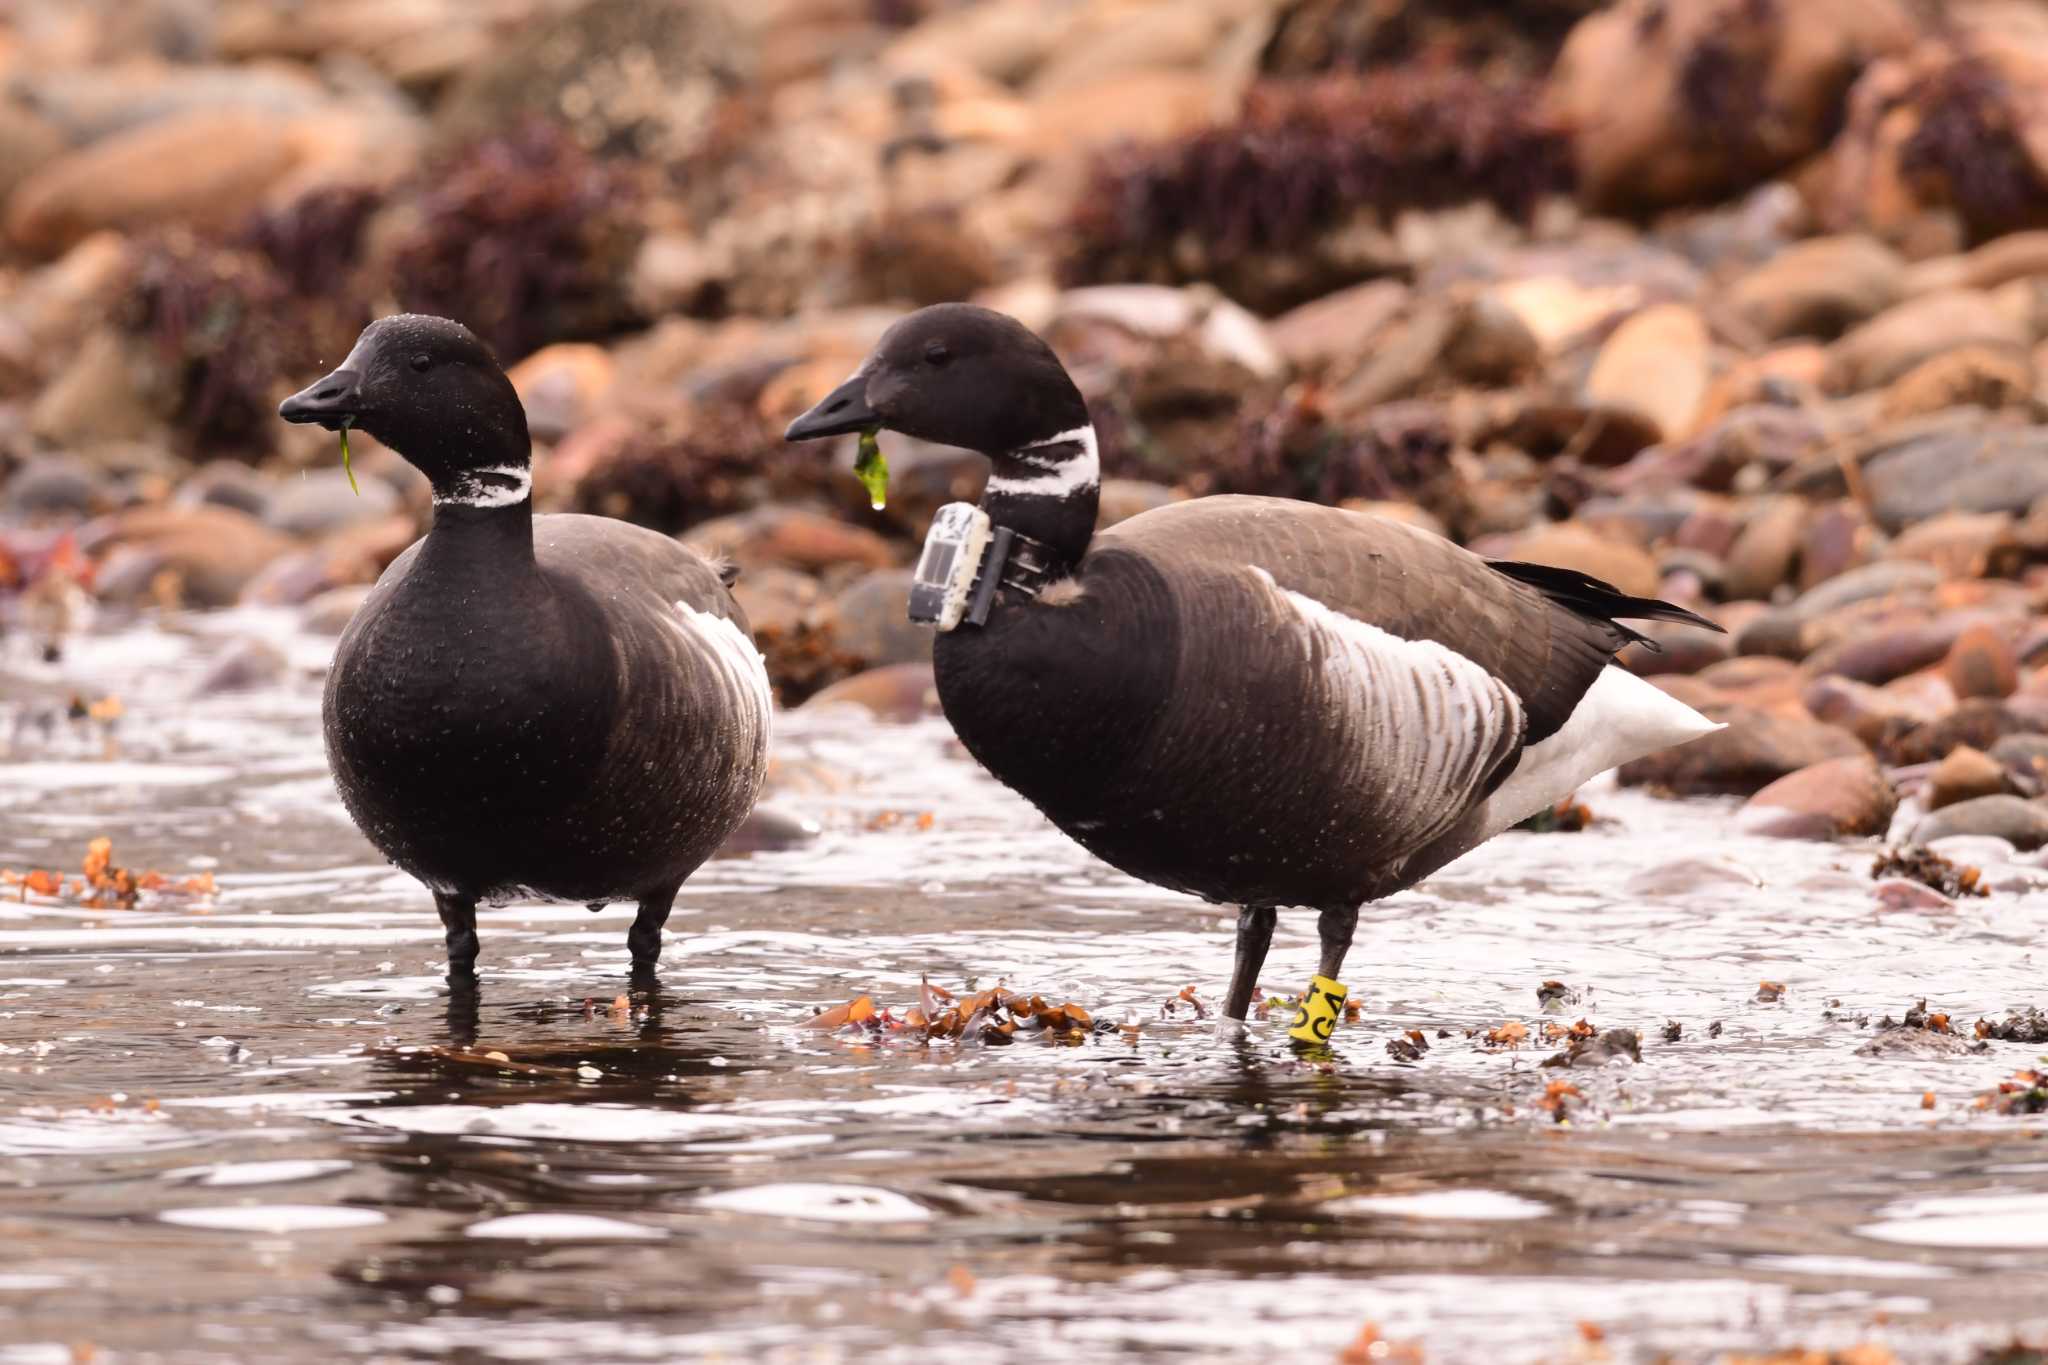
[433,891,479,981]
[1222,906,1276,1020]
[628,878,685,974]
[1317,906,1360,982]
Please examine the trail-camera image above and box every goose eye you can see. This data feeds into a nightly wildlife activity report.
[409,353,432,373]
[923,342,950,368]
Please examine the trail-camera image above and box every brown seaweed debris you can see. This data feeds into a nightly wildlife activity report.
[3,836,215,910]
[1060,72,1572,310]
[1898,53,2048,243]
[1979,1067,2048,1116]
[1975,1007,2048,1044]
[568,405,840,535]
[121,230,321,456]
[391,120,647,362]
[1872,844,1987,898]
[801,979,1102,1047]
[1260,0,1601,82]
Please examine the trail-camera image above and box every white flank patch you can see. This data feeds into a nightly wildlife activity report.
[1479,664,1721,838]
[1251,568,1523,863]
[985,424,1100,499]
[435,464,531,508]
[677,601,773,763]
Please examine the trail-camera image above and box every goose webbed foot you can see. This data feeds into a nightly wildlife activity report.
[433,890,479,982]
[628,879,684,974]
[1221,905,1276,1021]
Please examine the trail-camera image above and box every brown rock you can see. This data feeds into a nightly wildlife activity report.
[1909,794,2048,852]
[1583,303,1711,441]
[507,343,615,443]
[1728,235,1905,340]
[1495,521,1661,599]
[1943,624,2021,701]
[1880,344,2034,422]
[28,327,174,449]
[1802,673,1942,746]
[1827,290,2030,393]
[826,568,931,668]
[87,504,297,608]
[1888,511,2021,580]
[1925,744,2014,810]
[1265,278,1409,372]
[1722,497,1807,602]
[800,662,941,722]
[1098,479,1178,528]
[1799,500,1881,590]
[1882,698,2048,765]
[1549,0,1917,212]
[1738,754,1898,839]
[684,507,897,574]
[8,109,308,254]
[1617,703,1865,796]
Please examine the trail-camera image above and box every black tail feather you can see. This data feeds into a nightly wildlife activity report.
[1486,558,1724,652]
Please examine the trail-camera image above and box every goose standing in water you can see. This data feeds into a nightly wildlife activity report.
[786,304,1720,1039]
[280,315,770,980]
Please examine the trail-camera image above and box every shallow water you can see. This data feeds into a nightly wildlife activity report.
[2,612,2045,1364]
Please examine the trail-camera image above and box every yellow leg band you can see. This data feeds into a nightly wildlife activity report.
[1287,974,1348,1045]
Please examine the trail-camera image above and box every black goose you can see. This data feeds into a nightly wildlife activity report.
[279,315,770,980]
[787,304,1722,1040]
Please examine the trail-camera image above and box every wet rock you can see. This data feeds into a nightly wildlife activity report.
[1738,754,1897,839]
[1873,878,1956,912]
[801,662,941,722]
[1728,234,1904,341]
[301,585,373,636]
[1910,795,2048,852]
[1733,606,1809,661]
[1926,745,2015,811]
[87,504,296,608]
[191,637,289,697]
[1542,1028,1642,1068]
[826,568,931,668]
[1721,496,1806,602]
[1058,285,1284,380]
[1617,704,1864,797]
[684,507,897,574]
[262,469,402,538]
[1880,344,2035,422]
[3,456,111,518]
[1490,521,1660,599]
[714,804,822,857]
[1827,290,2030,393]
[1622,856,1762,896]
[1583,304,1710,442]
[1943,623,2020,701]
[1618,617,1734,677]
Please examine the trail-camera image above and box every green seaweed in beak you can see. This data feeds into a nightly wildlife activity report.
[338,420,360,496]
[855,428,888,511]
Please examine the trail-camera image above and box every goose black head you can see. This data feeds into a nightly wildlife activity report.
[279,314,531,506]
[783,303,1090,455]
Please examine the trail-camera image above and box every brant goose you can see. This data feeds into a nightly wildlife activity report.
[279,315,770,980]
[787,304,1721,1040]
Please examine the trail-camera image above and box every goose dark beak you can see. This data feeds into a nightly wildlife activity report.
[278,368,362,431]
[784,373,878,441]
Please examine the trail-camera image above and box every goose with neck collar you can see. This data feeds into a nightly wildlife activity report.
[280,314,770,982]
[787,303,1723,1031]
